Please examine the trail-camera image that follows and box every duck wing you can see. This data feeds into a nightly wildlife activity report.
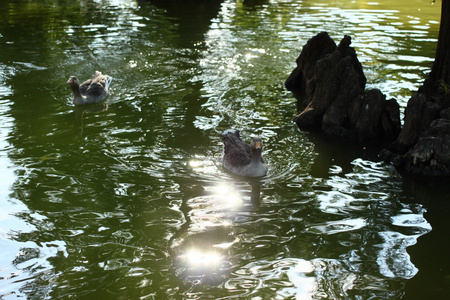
[221,130,252,167]
[79,78,92,95]
[84,71,111,98]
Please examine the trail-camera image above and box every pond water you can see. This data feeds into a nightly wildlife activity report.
[0,0,449,299]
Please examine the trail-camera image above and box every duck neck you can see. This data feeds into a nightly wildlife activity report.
[251,149,262,162]
[71,83,86,105]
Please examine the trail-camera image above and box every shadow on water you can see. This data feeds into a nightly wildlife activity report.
[249,179,262,206]
[400,180,450,300]
[72,102,109,138]
[306,130,384,178]
[137,0,224,47]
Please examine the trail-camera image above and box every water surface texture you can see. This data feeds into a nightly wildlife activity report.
[0,0,449,299]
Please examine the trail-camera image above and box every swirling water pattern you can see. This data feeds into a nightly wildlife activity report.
[0,0,444,299]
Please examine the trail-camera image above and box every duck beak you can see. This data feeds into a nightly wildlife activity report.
[254,141,262,150]
[66,78,72,85]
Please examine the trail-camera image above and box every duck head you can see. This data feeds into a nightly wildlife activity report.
[66,76,79,87]
[251,137,263,152]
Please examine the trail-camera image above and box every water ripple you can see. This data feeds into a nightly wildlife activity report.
[0,0,443,298]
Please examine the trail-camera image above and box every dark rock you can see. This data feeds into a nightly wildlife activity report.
[442,93,450,109]
[285,32,337,111]
[390,93,441,154]
[287,32,450,177]
[355,89,385,143]
[286,32,400,144]
[440,107,450,119]
[386,113,450,177]
[381,98,402,142]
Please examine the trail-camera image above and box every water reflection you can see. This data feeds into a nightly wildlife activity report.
[249,179,261,206]
[73,102,109,138]
[212,153,431,298]
[171,181,240,286]
[0,0,446,298]
[139,0,224,46]
[172,158,265,286]
[400,181,450,299]
[179,248,225,284]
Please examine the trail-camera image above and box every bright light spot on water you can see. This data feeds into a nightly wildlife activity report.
[308,218,367,235]
[391,213,431,231]
[188,160,202,168]
[377,231,419,279]
[128,60,137,68]
[284,259,317,299]
[188,158,218,176]
[182,249,222,267]
[245,53,257,60]
[211,183,243,208]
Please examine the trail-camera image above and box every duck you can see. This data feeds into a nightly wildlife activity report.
[67,71,112,105]
[221,130,268,177]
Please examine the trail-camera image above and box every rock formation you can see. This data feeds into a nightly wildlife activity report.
[285,32,401,144]
[286,32,450,177]
[380,82,450,177]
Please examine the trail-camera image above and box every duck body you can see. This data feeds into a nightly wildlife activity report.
[67,71,112,105]
[221,130,268,177]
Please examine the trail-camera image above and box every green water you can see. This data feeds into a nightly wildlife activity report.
[0,0,448,299]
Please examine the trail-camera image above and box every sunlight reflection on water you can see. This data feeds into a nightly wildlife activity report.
[0,0,443,298]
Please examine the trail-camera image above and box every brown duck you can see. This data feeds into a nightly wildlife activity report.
[67,71,112,105]
[221,130,268,177]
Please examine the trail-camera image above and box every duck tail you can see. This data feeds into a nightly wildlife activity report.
[221,130,242,147]
[105,76,112,90]
[221,129,240,138]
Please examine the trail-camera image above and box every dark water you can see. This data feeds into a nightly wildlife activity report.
[0,0,448,299]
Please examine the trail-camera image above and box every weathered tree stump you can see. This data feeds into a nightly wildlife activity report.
[287,31,450,177]
[380,85,450,177]
[379,0,450,178]
[285,32,401,144]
